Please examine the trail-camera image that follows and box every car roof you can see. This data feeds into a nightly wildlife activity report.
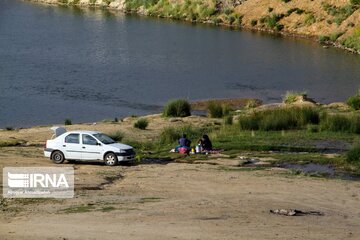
[66,130,102,135]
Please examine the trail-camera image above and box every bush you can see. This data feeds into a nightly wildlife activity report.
[224,115,233,125]
[351,0,360,6]
[64,118,72,125]
[163,99,191,117]
[346,144,360,163]
[159,125,208,145]
[238,107,320,131]
[320,114,350,132]
[134,118,149,130]
[251,19,258,26]
[347,90,360,110]
[320,114,360,133]
[108,131,124,142]
[208,101,232,118]
[283,91,307,104]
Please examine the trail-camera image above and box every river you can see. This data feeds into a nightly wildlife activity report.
[1,0,359,127]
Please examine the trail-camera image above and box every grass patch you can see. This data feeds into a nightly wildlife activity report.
[61,204,95,214]
[0,139,24,147]
[320,113,360,134]
[322,3,358,26]
[238,107,320,131]
[163,99,191,117]
[341,28,360,52]
[283,91,307,104]
[159,124,208,145]
[100,206,116,212]
[347,89,360,110]
[207,101,231,118]
[138,197,163,203]
[108,130,124,142]
[347,144,360,164]
[134,118,149,130]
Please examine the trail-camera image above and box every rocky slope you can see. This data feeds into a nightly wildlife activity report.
[29,0,360,53]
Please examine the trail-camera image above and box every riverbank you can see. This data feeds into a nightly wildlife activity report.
[1,99,360,239]
[27,0,360,54]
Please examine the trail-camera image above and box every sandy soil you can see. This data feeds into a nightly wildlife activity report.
[1,142,360,240]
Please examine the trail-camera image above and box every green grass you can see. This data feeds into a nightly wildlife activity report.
[347,144,360,163]
[237,107,320,131]
[322,3,358,26]
[283,91,307,104]
[347,89,360,110]
[320,113,360,133]
[134,118,149,130]
[108,130,124,142]
[163,99,191,117]
[61,205,95,214]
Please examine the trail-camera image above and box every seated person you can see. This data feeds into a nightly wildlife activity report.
[199,134,212,151]
[176,134,191,154]
[179,134,191,148]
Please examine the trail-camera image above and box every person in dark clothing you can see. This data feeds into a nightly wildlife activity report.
[199,134,212,151]
[178,134,191,148]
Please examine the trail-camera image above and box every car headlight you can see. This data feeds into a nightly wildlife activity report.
[118,149,126,153]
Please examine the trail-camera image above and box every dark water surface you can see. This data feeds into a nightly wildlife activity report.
[1,0,360,127]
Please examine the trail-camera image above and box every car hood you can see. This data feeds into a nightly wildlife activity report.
[108,143,133,150]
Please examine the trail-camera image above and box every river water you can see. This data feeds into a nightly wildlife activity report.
[1,0,359,127]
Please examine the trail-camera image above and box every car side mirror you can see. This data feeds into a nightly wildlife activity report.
[97,142,101,146]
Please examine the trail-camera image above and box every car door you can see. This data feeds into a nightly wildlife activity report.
[63,133,82,160]
[81,134,103,160]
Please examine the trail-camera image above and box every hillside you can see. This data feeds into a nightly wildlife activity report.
[30,0,360,52]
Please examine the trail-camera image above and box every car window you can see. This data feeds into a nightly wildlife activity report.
[82,134,98,146]
[93,133,116,144]
[65,134,79,144]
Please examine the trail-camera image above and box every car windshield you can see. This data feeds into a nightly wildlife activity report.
[93,133,116,144]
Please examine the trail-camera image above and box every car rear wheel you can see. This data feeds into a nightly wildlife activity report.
[52,151,65,164]
[104,153,118,166]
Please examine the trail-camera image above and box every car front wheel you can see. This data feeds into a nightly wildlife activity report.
[51,151,65,164]
[104,153,118,166]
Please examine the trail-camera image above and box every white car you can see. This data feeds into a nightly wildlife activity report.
[44,127,135,166]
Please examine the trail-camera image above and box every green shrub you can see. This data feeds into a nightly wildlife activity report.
[351,0,360,6]
[64,119,72,125]
[251,19,258,26]
[283,91,307,104]
[305,13,316,25]
[347,90,360,110]
[238,107,319,131]
[341,28,360,51]
[163,99,191,117]
[224,115,233,125]
[319,35,330,43]
[159,125,205,144]
[108,130,124,142]
[238,114,260,130]
[320,114,350,132]
[319,114,360,133]
[208,101,232,118]
[134,118,149,130]
[245,99,259,109]
[159,127,180,144]
[346,144,360,163]
[350,115,360,133]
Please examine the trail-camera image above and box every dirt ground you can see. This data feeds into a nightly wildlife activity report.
[1,142,360,240]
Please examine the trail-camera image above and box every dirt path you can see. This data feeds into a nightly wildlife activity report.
[1,148,360,240]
